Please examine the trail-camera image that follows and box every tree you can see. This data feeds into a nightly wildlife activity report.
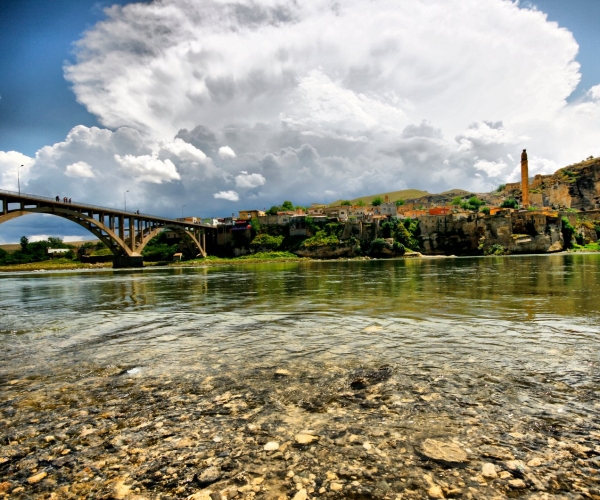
[451,196,462,206]
[372,196,383,206]
[340,200,352,206]
[481,206,490,215]
[281,200,294,211]
[266,205,280,215]
[395,199,405,206]
[467,196,484,209]
[501,198,518,209]
[356,200,366,207]
[20,236,29,252]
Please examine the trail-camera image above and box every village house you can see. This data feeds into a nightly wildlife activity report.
[238,210,265,220]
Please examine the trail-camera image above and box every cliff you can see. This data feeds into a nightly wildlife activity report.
[498,157,600,210]
[418,211,566,255]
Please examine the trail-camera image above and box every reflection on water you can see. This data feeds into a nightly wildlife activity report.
[1,254,600,381]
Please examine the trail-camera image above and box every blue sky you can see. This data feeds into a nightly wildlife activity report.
[1,0,600,243]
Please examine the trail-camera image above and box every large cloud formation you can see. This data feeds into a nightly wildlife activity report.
[2,0,600,233]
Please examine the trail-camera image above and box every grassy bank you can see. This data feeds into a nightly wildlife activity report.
[171,251,307,267]
[0,250,428,273]
[0,258,113,273]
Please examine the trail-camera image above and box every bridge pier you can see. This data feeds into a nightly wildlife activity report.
[113,254,144,268]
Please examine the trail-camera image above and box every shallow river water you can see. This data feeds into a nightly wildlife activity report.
[1,255,600,499]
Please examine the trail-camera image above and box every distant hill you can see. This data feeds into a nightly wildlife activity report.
[330,189,429,206]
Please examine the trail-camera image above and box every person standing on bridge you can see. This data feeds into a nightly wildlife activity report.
[55,195,60,202]
[69,198,72,204]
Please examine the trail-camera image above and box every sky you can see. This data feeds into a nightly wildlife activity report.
[0,0,600,243]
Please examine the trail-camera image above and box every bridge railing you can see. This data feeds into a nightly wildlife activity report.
[0,188,210,228]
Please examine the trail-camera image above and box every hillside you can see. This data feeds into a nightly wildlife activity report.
[495,156,600,210]
[330,189,429,206]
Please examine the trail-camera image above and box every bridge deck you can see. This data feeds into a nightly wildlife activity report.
[0,189,215,229]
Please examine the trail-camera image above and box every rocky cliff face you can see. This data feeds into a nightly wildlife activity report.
[419,212,565,255]
[499,157,600,210]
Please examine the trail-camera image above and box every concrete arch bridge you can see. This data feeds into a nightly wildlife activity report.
[0,190,216,267]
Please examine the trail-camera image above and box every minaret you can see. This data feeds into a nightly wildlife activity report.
[521,149,529,208]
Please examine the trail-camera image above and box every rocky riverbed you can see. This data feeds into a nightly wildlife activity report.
[1,361,600,500]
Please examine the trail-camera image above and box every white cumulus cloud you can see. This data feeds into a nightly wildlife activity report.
[213,190,239,201]
[235,172,266,189]
[218,146,236,159]
[114,154,180,184]
[65,161,96,178]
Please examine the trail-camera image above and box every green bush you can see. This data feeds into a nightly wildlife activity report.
[250,233,284,250]
[300,230,339,248]
[561,217,575,249]
[372,196,383,206]
[496,184,506,192]
[484,243,507,256]
[142,243,179,261]
[501,198,518,209]
[481,207,490,215]
[368,238,388,255]
[395,199,405,206]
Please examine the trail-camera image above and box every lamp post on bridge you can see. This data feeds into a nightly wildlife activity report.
[124,190,129,212]
[18,165,23,195]
[181,204,186,220]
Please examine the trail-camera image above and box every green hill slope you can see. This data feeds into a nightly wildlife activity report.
[330,189,429,206]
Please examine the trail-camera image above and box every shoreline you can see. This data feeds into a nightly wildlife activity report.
[0,248,596,273]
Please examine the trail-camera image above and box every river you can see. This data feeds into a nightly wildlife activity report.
[1,254,600,499]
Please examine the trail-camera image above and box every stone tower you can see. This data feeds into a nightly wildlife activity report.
[521,149,529,207]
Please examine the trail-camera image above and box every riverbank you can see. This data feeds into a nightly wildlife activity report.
[0,247,598,273]
[1,361,599,500]
[0,251,426,273]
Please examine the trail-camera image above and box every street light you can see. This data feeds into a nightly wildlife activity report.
[124,190,129,211]
[181,204,186,219]
[18,165,23,195]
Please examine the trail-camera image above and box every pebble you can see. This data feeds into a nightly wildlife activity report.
[295,433,318,445]
[508,478,527,489]
[420,439,469,464]
[26,471,47,484]
[527,457,543,467]
[264,441,280,451]
[481,462,498,479]
[330,482,343,491]
[427,484,445,499]
[197,466,222,485]
[292,489,308,500]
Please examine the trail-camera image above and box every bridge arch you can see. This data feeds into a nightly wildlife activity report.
[0,192,211,267]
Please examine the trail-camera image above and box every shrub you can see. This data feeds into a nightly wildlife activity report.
[496,184,506,192]
[561,217,575,249]
[368,238,388,256]
[481,207,490,215]
[300,230,339,248]
[468,196,485,208]
[372,196,383,206]
[340,200,352,206]
[395,199,405,206]
[501,198,518,209]
[356,200,366,207]
[250,233,284,250]
[451,196,462,206]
